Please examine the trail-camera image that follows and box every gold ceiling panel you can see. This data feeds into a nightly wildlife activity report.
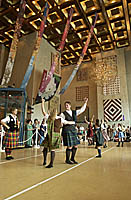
[30,18,42,30]
[61,4,79,18]
[55,0,72,5]
[107,6,124,21]
[69,43,82,51]
[71,18,86,31]
[117,40,129,47]
[77,30,89,39]
[111,20,126,31]
[32,0,52,10]
[103,0,121,7]
[102,43,114,51]
[24,4,36,19]
[6,0,20,6]
[114,31,128,40]
[128,3,131,15]
[5,29,14,39]
[88,13,105,25]
[0,34,9,43]
[48,12,62,24]
[88,46,100,54]
[64,52,75,59]
[98,35,112,44]
[80,0,100,13]
[94,24,108,35]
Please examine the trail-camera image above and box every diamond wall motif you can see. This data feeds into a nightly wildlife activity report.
[103,99,122,122]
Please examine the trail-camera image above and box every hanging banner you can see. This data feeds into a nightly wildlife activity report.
[20,2,49,89]
[39,7,74,94]
[1,0,26,86]
[35,70,61,103]
[59,13,98,95]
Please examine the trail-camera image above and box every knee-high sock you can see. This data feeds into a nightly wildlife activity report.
[117,141,120,147]
[5,148,11,157]
[50,151,55,166]
[66,148,71,161]
[98,149,101,157]
[43,148,48,164]
[122,141,124,147]
[71,147,77,161]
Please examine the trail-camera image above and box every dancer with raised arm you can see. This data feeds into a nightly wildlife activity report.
[41,99,75,168]
[60,98,88,164]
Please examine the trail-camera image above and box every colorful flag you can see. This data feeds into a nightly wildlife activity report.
[39,7,74,94]
[20,2,49,89]
[35,70,61,103]
[59,13,98,94]
[1,0,26,86]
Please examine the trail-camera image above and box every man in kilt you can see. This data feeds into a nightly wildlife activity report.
[41,99,75,168]
[60,97,88,164]
[1,107,19,160]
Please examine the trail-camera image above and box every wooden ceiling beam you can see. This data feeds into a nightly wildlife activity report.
[98,0,116,47]
[75,0,101,50]
[122,0,131,45]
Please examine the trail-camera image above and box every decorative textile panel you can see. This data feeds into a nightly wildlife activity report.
[76,86,89,101]
[77,68,88,81]
[103,99,122,122]
[103,76,120,96]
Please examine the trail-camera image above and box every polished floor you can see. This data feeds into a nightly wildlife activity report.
[0,142,131,200]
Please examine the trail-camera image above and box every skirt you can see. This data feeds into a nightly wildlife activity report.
[42,132,61,151]
[62,130,80,147]
[4,131,19,149]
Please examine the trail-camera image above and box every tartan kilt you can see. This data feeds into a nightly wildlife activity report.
[42,132,61,151]
[4,131,19,149]
[62,130,80,147]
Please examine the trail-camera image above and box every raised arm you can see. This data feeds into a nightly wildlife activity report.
[41,98,47,116]
[84,116,89,124]
[76,97,88,116]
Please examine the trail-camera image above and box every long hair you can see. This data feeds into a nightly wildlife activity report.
[49,108,57,121]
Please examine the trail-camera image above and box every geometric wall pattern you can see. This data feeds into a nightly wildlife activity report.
[76,86,89,101]
[103,99,122,122]
[103,76,120,96]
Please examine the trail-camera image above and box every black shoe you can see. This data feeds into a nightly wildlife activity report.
[10,156,14,159]
[71,159,78,164]
[116,145,120,147]
[65,160,73,164]
[45,164,53,168]
[96,155,101,158]
[43,161,46,165]
[6,157,12,160]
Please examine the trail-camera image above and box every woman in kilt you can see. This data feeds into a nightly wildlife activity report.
[41,99,75,168]
[60,97,88,164]
[1,107,19,160]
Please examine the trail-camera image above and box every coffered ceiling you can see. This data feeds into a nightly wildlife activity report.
[0,0,131,66]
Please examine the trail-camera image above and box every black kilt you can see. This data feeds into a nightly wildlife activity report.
[62,130,80,147]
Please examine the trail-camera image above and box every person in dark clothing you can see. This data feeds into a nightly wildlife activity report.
[60,97,88,164]
[94,119,104,158]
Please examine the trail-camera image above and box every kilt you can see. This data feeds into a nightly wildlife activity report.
[62,130,80,147]
[42,132,61,151]
[4,131,19,149]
